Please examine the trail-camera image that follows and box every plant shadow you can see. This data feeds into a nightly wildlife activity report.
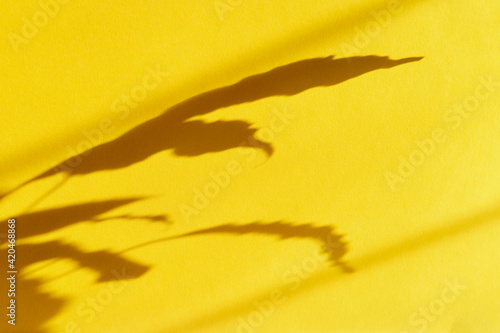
[1,198,166,332]
[122,221,353,272]
[5,55,422,197]
[0,53,425,332]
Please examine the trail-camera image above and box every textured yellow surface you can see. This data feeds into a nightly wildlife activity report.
[1,0,499,332]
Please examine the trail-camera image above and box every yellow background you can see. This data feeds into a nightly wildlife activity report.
[0,0,499,332]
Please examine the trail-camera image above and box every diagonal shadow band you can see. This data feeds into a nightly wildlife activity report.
[2,55,422,200]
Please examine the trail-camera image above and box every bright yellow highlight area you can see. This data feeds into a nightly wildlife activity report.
[0,0,499,332]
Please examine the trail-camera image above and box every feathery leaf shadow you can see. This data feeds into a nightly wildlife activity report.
[122,221,353,272]
[4,55,423,198]
[162,204,500,333]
